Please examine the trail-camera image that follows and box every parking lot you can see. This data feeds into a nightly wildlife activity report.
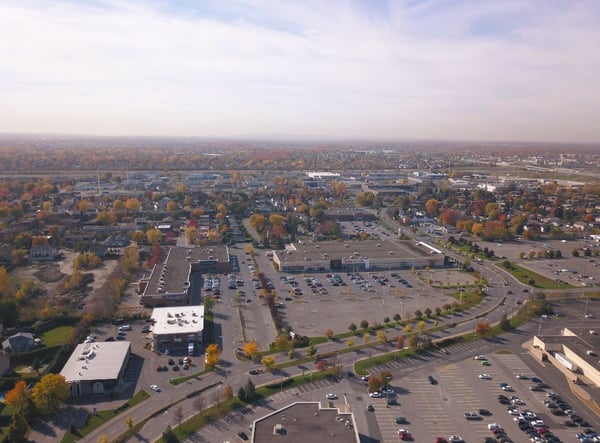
[249,244,468,339]
[486,239,600,289]
[367,350,596,442]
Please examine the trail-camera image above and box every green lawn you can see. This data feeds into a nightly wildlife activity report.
[61,390,150,443]
[42,326,75,347]
[496,263,574,289]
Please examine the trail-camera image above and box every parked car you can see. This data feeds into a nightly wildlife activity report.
[397,429,413,441]
[464,412,480,420]
[326,393,337,400]
[150,384,160,392]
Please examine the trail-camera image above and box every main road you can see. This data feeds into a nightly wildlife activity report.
[77,214,532,442]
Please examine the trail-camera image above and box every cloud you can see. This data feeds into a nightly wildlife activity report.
[1,0,600,141]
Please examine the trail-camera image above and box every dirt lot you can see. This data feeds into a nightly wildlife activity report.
[13,251,120,319]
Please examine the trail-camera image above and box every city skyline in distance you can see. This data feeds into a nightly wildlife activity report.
[2,0,600,143]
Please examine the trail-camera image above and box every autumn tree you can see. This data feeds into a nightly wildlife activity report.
[242,341,259,361]
[205,343,221,368]
[261,355,275,371]
[274,335,291,352]
[0,265,8,294]
[146,228,162,245]
[222,384,233,400]
[475,321,491,337]
[425,199,438,217]
[4,380,32,417]
[315,359,328,371]
[325,328,334,340]
[126,416,134,433]
[124,198,141,212]
[184,226,198,244]
[331,180,348,197]
[249,214,266,232]
[31,374,70,414]
[396,336,405,350]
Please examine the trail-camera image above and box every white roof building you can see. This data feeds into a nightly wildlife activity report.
[60,341,131,396]
[151,305,204,351]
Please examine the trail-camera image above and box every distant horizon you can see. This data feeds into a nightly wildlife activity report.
[2,1,600,143]
[1,131,600,148]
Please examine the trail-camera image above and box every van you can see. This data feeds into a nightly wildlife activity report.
[188,342,195,356]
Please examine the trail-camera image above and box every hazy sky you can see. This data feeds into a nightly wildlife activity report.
[2,0,600,142]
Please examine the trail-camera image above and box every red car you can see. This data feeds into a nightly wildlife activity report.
[435,438,448,443]
[397,429,413,441]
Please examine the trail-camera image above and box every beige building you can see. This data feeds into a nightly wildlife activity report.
[272,240,446,273]
[532,327,600,387]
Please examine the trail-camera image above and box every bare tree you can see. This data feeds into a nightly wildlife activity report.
[173,405,184,429]
[193,396,205,416]
[211,389,222,412]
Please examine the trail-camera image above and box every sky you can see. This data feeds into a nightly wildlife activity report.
[1,0,600,142]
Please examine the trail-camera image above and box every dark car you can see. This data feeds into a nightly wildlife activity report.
[168,358,175,365]
[428,375,438,385]
[367,404,374,411]
[479,408,492,416]
[395,416,408,424]
[237,430,249,440]
[105,337,115,342]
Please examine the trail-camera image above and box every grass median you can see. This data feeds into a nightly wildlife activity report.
[61,390,150,443]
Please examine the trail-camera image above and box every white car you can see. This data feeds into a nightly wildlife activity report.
[326,393,338,400]
[474,355,486,360]
[479,373,491,379]
[150,384,160,392]
[369,391,382,398]
[361,375,370,381]
[448,436,464,443]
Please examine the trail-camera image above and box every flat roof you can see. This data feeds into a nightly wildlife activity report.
[145,245,229,295]
[60,341,130,383]
[276,239,435,264]
[151,305,205,336]
[252,402,358,443]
